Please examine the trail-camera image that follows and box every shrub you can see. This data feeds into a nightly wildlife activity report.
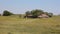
[0,14,1,16]
[3,10,13,16]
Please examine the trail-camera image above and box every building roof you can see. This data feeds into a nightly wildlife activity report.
[38,14,49,18]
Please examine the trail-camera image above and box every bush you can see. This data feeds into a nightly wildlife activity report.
[48,13,53,17]
[3,10,13,16]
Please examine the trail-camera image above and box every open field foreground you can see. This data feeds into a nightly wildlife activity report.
[0,16,60,34]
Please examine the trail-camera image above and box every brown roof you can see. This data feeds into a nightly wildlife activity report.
[38,14,49,18]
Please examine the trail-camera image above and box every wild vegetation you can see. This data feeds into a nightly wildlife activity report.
[0,9,60,34]
[25,9,53,18]
[0,16,60,34]
[1,9,53,18]
[3,10,13,16]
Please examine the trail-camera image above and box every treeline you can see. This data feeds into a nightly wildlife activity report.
[0,9,53,18]
[25,9,53,18]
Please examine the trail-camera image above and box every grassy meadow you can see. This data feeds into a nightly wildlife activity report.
[0,16,60,34]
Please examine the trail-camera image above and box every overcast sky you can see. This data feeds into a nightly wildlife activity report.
[0,0,60,15]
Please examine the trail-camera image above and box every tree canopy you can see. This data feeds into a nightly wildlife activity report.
[31,9,44,16]
[25,9,53,17]
[3,10,13,16]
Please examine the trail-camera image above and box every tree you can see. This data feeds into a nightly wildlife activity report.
[44,12,53,17]
[48,13,53,17]
[25,9,53,18]
[44,12,49,15]
[3,10,13,16]
[31,9,44,16]
[25,11,31,16]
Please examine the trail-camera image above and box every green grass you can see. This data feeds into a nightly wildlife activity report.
[0,16,60,34]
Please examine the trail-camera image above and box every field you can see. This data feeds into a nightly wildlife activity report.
[0,16,60,34]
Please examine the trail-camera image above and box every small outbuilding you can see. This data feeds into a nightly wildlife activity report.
[38,14,49,18]
[24,14,49,18]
